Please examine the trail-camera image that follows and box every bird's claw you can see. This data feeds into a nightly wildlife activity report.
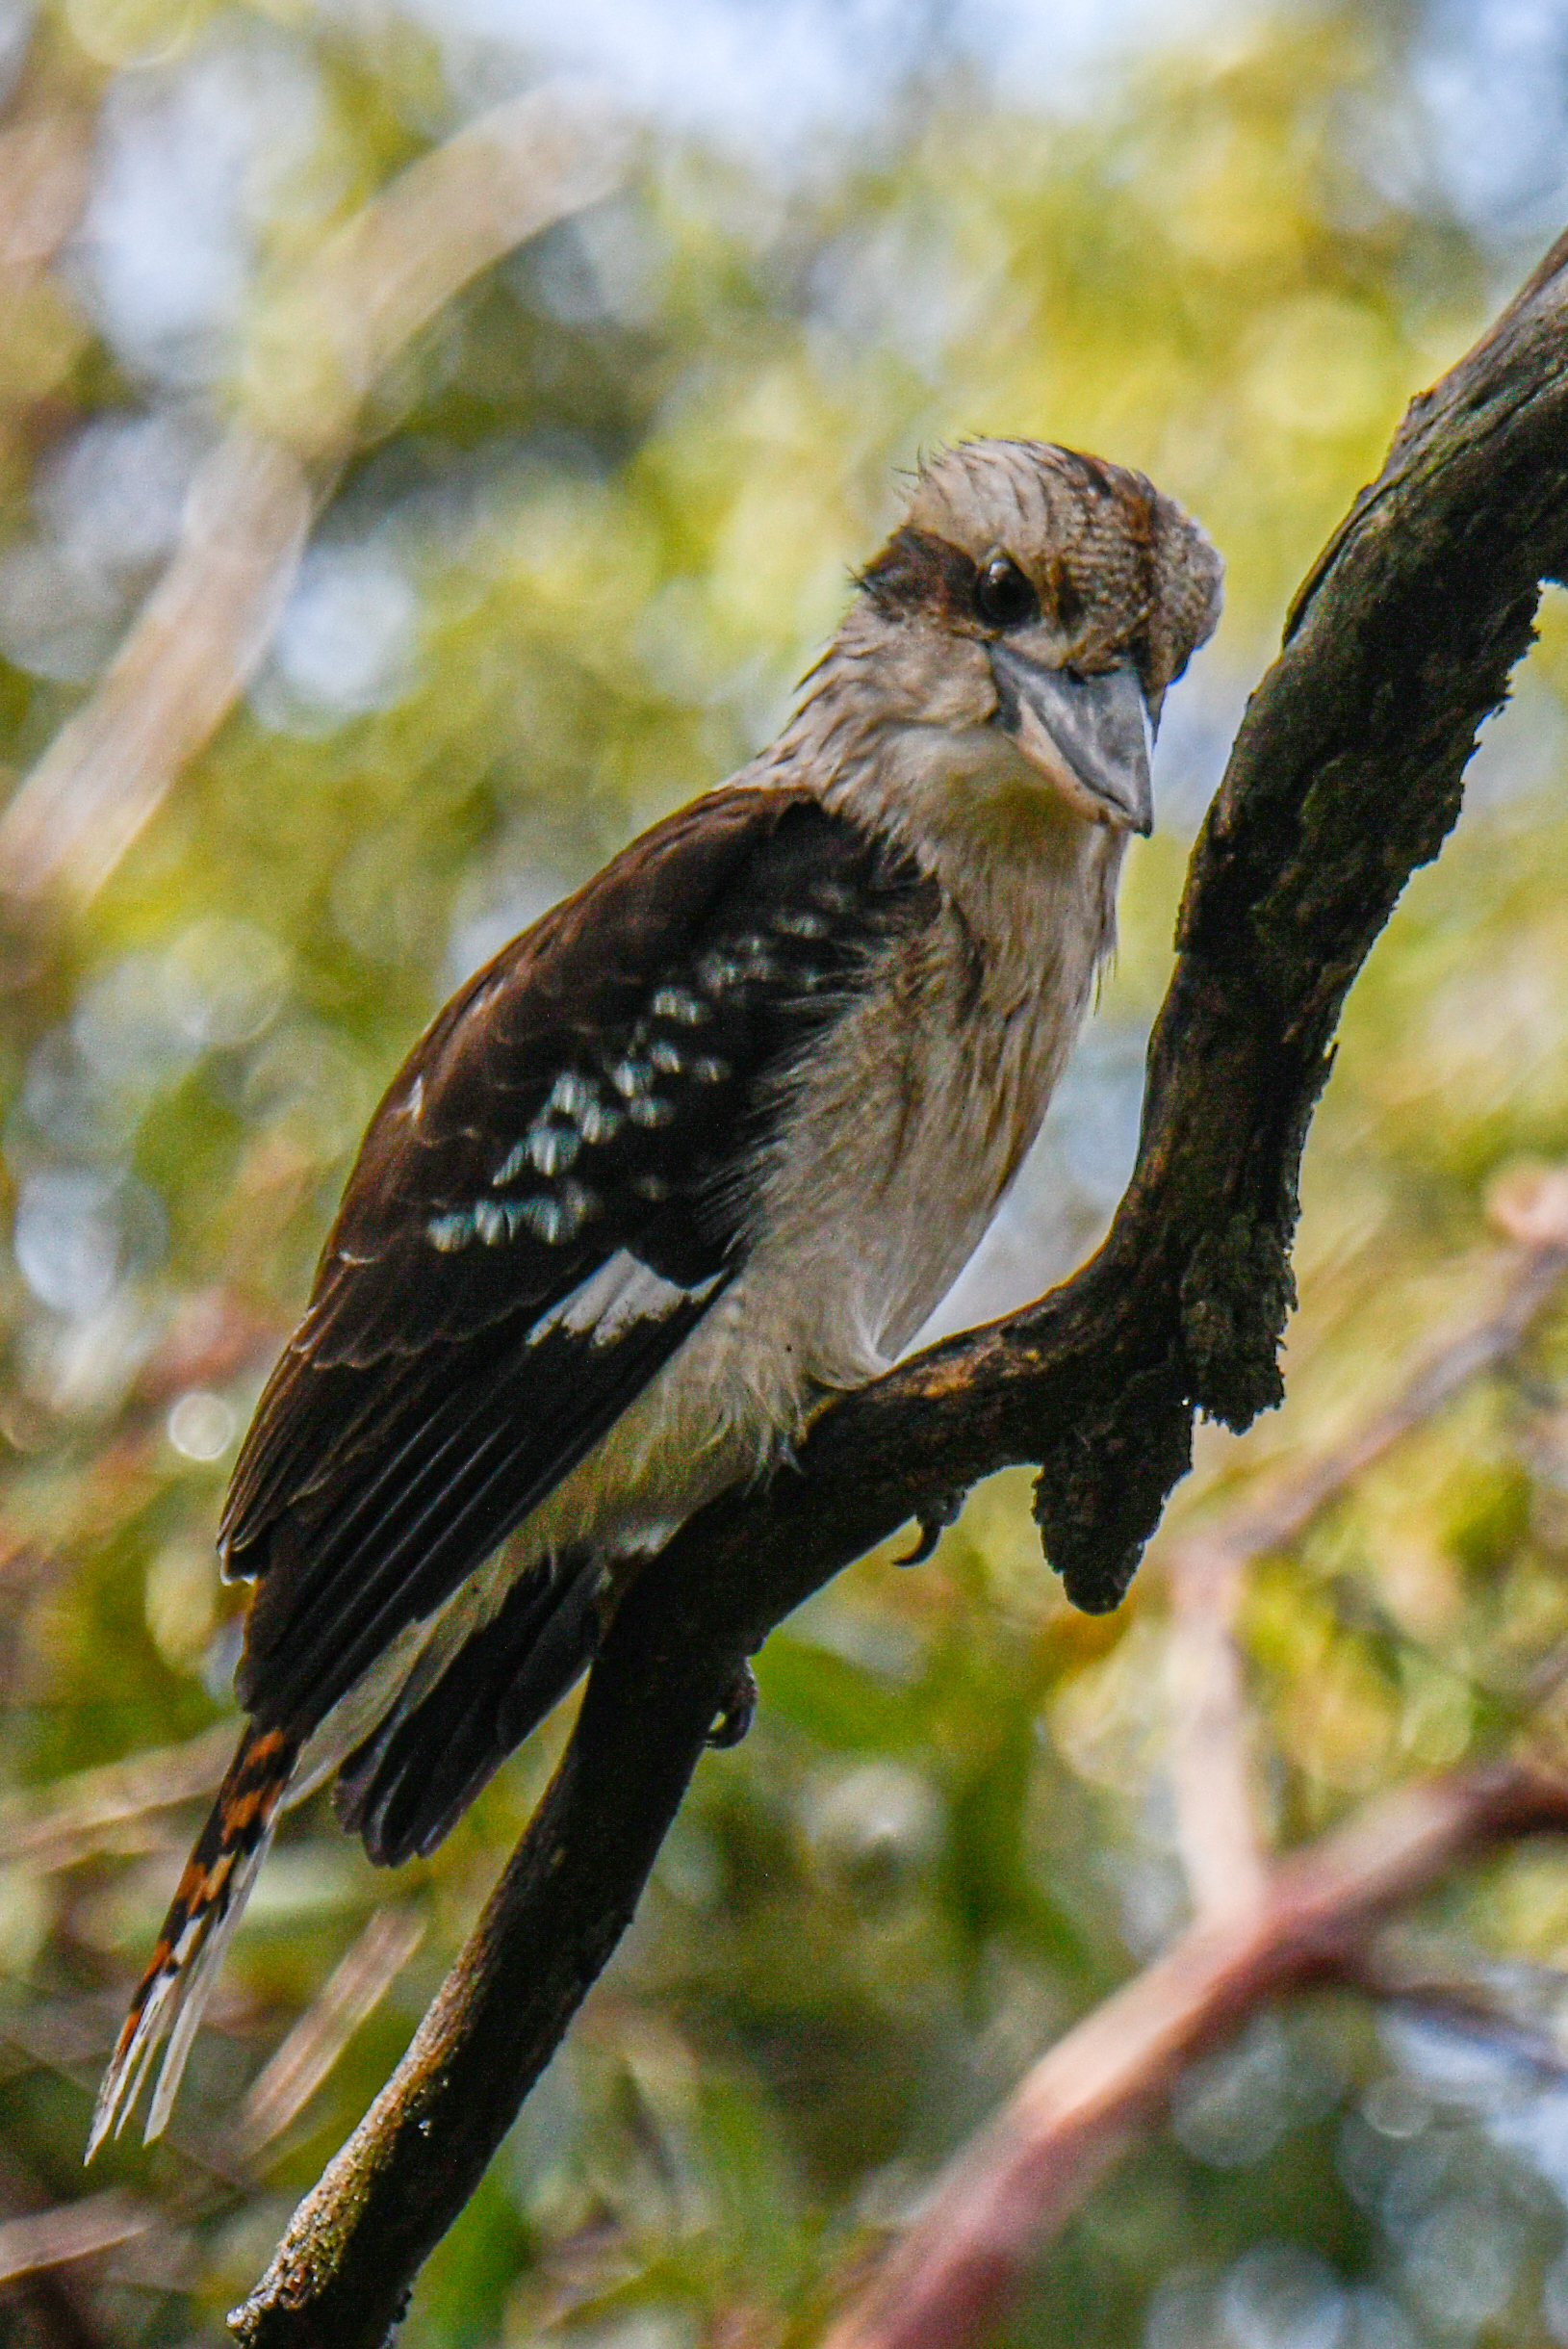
[707,1660,758,1747]
[895,1487,965,1565]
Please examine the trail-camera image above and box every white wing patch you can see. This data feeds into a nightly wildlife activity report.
[529,1251,722,1351]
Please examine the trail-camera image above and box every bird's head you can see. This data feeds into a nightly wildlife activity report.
[829,440,1222,839]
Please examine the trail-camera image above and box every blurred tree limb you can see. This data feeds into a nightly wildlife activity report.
[0,108,90,279]
[0,79,634,911]
[821,1753,1568,2349]
[1164,1162,1568,1920]
[823,1167,1568,2349]
[230,228,1568,2346]
[0,2152,141,2349]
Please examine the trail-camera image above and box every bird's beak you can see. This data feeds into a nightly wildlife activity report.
[989,647,1154,836]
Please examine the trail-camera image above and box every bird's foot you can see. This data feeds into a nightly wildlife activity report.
[707,1660,758,1747]
[895,1486,966,1565]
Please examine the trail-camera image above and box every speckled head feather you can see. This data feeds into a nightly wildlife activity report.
[898,439,1222,701]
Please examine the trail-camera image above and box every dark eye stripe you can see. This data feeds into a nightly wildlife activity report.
[855,527,979,623]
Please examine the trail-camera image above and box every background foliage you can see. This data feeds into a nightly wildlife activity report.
[4,1,1568,2342]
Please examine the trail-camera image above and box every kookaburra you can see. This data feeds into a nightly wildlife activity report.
[90,440,1221,2153]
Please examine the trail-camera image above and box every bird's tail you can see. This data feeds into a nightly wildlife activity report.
[87,1722,296,2159]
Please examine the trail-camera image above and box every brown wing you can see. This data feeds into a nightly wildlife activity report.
[219,784,936,1742]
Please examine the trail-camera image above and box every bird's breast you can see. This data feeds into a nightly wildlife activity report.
[727,836,1118,1415]
[494,821,1120,1573]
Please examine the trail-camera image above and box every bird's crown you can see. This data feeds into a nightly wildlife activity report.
[858,438,1222,699]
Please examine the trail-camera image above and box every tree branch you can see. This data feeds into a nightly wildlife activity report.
[825,1173,1568,2349]
[1163,1160,1568,1915]
[232,230,1568,2344]
[819,1754,1568,2349]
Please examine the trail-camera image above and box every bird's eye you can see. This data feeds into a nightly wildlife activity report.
[974,554,1038,629]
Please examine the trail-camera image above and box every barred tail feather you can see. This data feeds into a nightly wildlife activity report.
[87,1723,296,2159]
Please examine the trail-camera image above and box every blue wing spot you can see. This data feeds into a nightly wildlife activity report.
[628,1095,675,1128]
[428,1179,599,1252]
[517,1183,599,1243]
[546,1072,594,1120]
[699,939,780,993]
[530,1123,580,1176]
[651,987,708,1026]
[578,1096,623,1144]
[427,1210,475,1252]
